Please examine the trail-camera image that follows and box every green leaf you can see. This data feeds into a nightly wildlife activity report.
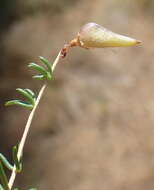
[32,75,45,80]
[16,88,35,105]
[0,184,4,190]
[5,100,33,110]
[46,71,53,80]
[12,146,22,173]
[0,162,9,190]
[39,56,51,73]
[29,188,37,190]
[28,63,47,76]
[0,154,13,171]
[24,89,35,99]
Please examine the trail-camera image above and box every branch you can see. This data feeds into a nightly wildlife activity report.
[8,50,63,189]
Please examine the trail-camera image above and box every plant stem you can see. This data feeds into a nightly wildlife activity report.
[8,83,46,189]
[51,51,62,72]
[8,50,63,189]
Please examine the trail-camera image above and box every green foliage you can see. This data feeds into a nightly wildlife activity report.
[0,162,9,190]
[5,57,53,111]
[1,56,53,189]
[0,145,22,189]
[0,146,22,173]
[0,154,13,171]
[5,88,36,110]
[28,56,53,80]
[12,146,22,173]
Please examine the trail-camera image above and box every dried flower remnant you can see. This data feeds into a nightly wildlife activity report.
[69,22,141,49]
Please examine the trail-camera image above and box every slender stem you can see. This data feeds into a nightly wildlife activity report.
[51,51,62,72]
[8,50,63,189]
[8,83,47,189]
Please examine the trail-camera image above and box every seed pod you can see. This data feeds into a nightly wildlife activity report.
[71,23,141,48]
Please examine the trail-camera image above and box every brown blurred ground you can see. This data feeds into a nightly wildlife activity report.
[0,0,154,190]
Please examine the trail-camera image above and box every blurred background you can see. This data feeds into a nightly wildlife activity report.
[0,0,154,189]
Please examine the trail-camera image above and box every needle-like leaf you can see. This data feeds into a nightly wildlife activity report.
[24,89,35,98]
[32,75,45,80]
[0,162,9,190]
[28,63,47,76]
[24,89,36,101]
[0,154,13,171]
[12,146,22,173]
[39,56,52,73]
[46,71,53,80]
[0,184,4,190]
[16,88,35,105]
[5,100,33,110]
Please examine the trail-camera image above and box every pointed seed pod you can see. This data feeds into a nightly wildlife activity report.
[70,23,141,49]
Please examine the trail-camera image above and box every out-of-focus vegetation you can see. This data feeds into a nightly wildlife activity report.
[0,0,154,190]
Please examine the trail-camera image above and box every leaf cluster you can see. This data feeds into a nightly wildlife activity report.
[5,57,53,110]
[0,56,53,189]
[0,146,22,190]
